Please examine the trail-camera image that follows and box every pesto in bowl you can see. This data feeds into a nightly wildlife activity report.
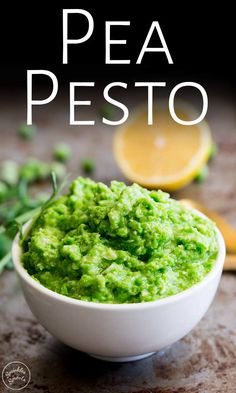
[22,177,219,304]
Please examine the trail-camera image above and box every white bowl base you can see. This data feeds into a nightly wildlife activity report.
[88,352,155,362]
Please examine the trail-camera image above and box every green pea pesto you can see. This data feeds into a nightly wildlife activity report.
[22,177,219,304]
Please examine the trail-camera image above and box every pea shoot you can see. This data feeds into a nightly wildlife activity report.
[0,158,67,275]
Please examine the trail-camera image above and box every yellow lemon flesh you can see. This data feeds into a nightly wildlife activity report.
[114,103,212,190]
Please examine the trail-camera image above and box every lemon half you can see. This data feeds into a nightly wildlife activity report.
[113,102,212,190]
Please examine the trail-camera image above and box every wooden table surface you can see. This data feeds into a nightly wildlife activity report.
[0,87,236,393]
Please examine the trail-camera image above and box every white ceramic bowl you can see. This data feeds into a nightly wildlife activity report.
[12,221,225,362]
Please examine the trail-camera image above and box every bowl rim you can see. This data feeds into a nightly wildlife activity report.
[12,215,225,311]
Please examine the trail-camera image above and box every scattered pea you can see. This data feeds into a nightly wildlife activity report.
[18,123,37,140]
[81,158,95,174]
[195,165,209,183]
[209,142,218,160]
[50,162,66,180]
[53,143,71,163]
[100,103,115,119]
[0,182,8,203]
[0,160,19,186]
[19,159,49,183]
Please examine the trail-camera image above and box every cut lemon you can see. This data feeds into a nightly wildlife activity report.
[113,102,212,190]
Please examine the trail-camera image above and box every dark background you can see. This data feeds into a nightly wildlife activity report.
[0,3,234,86]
